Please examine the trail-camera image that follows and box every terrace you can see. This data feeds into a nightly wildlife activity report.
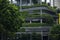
[11,0,56,12]
[20,10,58,27]
[16,27,51,36]
[20,3,56,12]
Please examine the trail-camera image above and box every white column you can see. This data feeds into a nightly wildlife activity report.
[50,0,54,7]
[40,0,42,5]
[41,31,43,40]
[30,0,32,5]
[20,0,22,11]
[40,9,43,23]
[40,19,42,23]
[50,0,51,5]
[30,20,32,23]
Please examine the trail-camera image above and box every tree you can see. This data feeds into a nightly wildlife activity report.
[42,14,54,25]
[49,24,60,40]
[0,0,22,32]
[0,0,23,39]
[57,9,60,13]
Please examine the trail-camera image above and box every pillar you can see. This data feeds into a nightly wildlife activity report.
[30,20,32,23]
[40,0,42,5]
[40,9,43,23]
[20,0,22,11]
[53,0,55,6]
[50,0,54,7]
[50,0,51,6]
[30,0,32,5]
[41,31,43,40]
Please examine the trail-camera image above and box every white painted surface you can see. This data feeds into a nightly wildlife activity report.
[50,0,60,8]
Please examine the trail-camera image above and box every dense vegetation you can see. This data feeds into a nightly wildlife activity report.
[0,0,59,40]
[49,24,60,40]
[0,0,23,40]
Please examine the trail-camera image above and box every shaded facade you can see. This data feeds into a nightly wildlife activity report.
[8,0,58,40]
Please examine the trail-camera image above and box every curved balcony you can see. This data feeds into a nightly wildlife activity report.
[20,7,56,13]
[16,27,51,36]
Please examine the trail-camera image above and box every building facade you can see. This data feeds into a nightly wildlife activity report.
[50,0,60,8]
[10,0,60,8]
[8,0,58,40]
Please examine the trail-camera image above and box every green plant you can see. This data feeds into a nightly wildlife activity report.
[22,23,51,27]
[20,28,25,32]
[49,24,60,40]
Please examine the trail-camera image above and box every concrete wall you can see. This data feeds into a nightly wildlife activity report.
[54,0,60,8]
[50,0,60,8]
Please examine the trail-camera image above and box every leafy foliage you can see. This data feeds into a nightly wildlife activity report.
[0,0,22,32]
[49,24,60,40]
[50,24,60,34]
